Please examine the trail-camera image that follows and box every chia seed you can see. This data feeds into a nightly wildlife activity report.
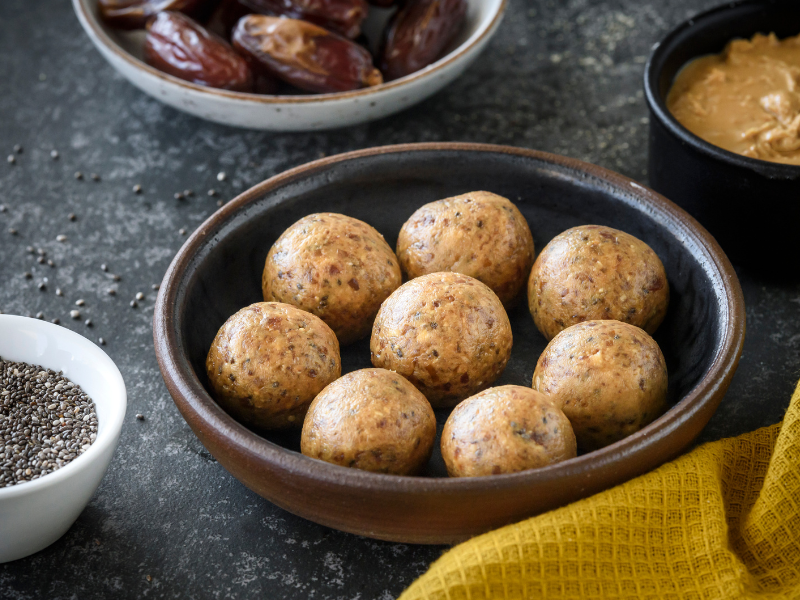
[7,155,15,165]
[50,150,59,160]
[133,184,142,194]
[0,357,98,488]
[90,173,100,182]
[13,145,22,154]
[216,172,226,182]
[74,172,83,180]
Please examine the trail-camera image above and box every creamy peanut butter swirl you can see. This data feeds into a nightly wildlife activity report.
[668,32,800,165]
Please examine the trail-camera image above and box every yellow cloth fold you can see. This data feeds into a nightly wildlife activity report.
[400,381,800,600]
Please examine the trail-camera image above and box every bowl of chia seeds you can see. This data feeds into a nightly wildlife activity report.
[0,315,126,563]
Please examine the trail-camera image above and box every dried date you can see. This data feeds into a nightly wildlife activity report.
[98,0,219,30]
[145,12,254,91]
[379,0,466,81]
[237,0,368,39]
[232,15,383,93]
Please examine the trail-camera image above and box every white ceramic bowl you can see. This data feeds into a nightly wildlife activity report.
[72,0,506,131]
[0,316,126,563]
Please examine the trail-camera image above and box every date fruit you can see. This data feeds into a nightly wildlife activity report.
[232,15,383,93]
[379,0,466,81]
[367,0,400,6]
[145,12,254,92]
[98,0,218,30]
[236,0,368,39]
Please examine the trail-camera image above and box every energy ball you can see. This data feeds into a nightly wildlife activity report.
[301,368,436,475]
[370,272,512,407]
[532,320,668,451]
[206,302,341,430]
[528,225,669,341]
[262,213,402,346]
[396,191,535,306]
[441,385,577,477]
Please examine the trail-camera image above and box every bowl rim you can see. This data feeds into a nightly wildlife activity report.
[0,315,127,500]
[644,0,800,178]
[153,142,746,497]
[72,0,508,105]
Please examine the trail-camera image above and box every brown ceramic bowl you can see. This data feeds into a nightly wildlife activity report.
[153,143,745,544]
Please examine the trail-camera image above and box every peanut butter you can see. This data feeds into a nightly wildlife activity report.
[667,32,800,165]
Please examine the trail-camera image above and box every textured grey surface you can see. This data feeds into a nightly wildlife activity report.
[0,0,798,598]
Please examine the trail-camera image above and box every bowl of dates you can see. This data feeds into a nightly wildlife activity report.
[73,0,506,130]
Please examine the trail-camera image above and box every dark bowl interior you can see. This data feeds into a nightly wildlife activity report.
[155,143,744,543]
[644,0,800,270]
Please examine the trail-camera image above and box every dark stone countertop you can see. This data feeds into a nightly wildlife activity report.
[1,0,798,598]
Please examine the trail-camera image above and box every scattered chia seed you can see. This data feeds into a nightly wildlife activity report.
[37,248,45,256]
[84,319,92,327]
[75,299,85,307]
[112,274,121,282]
[130,300,138,308]
[107,289,116,296]
[9,228,17,235]
[136,414,144,421]
[7,155,15,165]
[74,172,83,180]
[37,257,45,264]
[13,145,22,154]
[184,189,193,197]
[100,264,108,272]
[51,318,60,325]
[55,288,63,297]
[133,184,142,194]
[35,312,43,320]
[68,213,76,221]
[23,272,31,280]
[50,150,59,160]
[135,292,144,301]
[70,310,80,319]
[207,189,216,197]
[98,338,105,346]
[56,235,66,242]
[0,205,6,212]
[151,284,159,291]
[37,282,46,291]
[26,246,34,253]
[47,260,55,268]
[90,173,100,182]
[216,200,223,207]
[0,358,98,488]
[174,192,183,200]
[179,228,187,236]
[216,172,226,181]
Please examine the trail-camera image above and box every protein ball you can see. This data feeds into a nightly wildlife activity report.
[301,368,436,475]
[396,191,535,306]
[527,225,669,341]
[532,320,668,451]
[441,385,576,477]
[206,302,341,430]
[370,272,512,407]
[262,213,402,346]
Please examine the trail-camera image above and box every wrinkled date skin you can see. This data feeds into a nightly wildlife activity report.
[232,15,383,93]
[98,0,219,30]
[145,12,254,91]
[367,0,400,6]
[238,0,368,39]
[380,0,466,80]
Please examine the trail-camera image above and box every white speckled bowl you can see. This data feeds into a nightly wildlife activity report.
[72,0,506,131]
[0,316,126,563]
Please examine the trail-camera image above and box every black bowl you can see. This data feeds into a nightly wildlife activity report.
[154,143,745,544]
[644,0,800,272]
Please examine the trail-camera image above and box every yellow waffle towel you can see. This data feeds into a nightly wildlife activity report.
[400,380,800,600]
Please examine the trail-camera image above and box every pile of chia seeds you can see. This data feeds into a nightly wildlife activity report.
[0,357,98,488]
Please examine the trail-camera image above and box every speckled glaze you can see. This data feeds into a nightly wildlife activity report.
[396,191,534,306]
[528,225,669,341]
[441,385,576,478]
[154,143,745,544]
[262,213,402,346]
[370,272,512,407]
[533,320,668,451]
[206,302,341,429]
[301,368,436,475]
